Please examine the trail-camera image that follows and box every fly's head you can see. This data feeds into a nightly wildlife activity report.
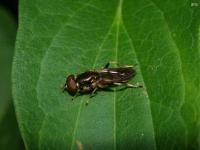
[63,74,78,95]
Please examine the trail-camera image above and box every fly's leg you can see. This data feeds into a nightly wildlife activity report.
[104,61,137,68]
[125,83,143,88]
[104,62,110,68]
[104,61,119,68]
[85,100,89,106]
[122,64,138,68]
[62,83,67,92]
[114,82,143,88]
[113,83,123,86]
[86,88,98,105]
[90,88,98,98]
[71,92,80,101]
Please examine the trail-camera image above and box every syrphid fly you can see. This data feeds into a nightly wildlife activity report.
[63,62,142,104]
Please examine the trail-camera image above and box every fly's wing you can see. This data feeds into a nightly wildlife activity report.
[100,67,136,83]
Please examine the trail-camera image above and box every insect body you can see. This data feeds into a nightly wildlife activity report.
[63,62,142,99]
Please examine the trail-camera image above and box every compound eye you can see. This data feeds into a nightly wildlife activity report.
[66,75,77,95]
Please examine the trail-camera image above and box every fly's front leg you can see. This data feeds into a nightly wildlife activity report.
[71,92,80,101]
[85,88,98,105]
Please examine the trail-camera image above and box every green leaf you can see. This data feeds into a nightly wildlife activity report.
[0,6,24,150]
[13,0,200,150]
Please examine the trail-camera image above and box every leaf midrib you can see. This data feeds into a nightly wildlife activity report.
[113,0,123,149]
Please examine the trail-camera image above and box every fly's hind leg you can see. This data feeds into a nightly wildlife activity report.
[104,61,137,68]
[122,64,138,68]
[125,83,143,88]
[114,82,143,88]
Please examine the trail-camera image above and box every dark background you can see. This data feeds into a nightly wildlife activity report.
[0,0,24,149]
[0,0,18,21]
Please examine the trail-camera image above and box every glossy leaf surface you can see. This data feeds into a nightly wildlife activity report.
[13,0,200,149]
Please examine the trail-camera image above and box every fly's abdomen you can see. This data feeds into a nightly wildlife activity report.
[100,67,136,83]
[118,68,136,80]
[112,68,136,82]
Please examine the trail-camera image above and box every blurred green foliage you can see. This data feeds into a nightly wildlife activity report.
[0,6,24,150]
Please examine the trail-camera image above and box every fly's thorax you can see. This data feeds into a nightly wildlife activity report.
[76,71,100,84]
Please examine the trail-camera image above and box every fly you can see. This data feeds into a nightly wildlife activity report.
[63,62,143,104]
